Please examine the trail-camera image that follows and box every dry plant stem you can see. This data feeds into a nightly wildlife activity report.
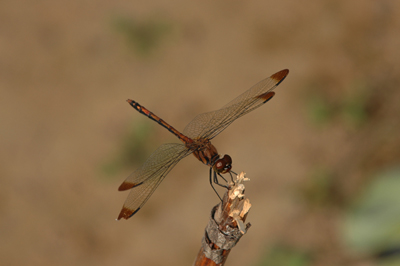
[193,172,251,266]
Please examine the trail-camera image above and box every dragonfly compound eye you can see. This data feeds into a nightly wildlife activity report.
[215,160,225,171]
[222,154,232,165]
[214,155,232,174]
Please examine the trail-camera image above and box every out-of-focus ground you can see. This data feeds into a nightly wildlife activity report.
[1,1,400,266]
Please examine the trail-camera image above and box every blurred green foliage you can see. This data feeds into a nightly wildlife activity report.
[306,93,334,127]
[340,80,371,128]
[306,80,371,129]
[255,244,311,266]
[342,167,400,264]
[300,166,336,207]
[112,15,173,56]
[101,121,157,177]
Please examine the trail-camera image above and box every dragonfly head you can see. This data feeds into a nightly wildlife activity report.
[214,154,232,174]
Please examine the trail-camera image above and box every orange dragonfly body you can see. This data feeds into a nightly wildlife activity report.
[118,69,289,220]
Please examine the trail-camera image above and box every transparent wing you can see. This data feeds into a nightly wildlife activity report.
[183,69,289,140]
[117,143,192,220]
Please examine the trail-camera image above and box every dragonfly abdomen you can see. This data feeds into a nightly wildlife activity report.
[127,99,192,143]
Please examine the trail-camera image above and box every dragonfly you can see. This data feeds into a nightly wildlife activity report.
[117,69,289,220]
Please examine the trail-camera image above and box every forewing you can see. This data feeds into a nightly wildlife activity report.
[117,143,191,220]
[183,69,289,139]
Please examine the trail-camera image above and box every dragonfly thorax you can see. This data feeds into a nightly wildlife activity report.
[187,138,220,167]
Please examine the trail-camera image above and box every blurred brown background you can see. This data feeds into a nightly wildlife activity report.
[2,1,400,266]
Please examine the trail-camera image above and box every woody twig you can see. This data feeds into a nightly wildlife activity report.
[193,172,252,266]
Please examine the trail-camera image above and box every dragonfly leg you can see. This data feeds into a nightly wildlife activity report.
[209,168,223,201]
[229,171,237,182]
[217,173,228,183]
[214,172,229,189]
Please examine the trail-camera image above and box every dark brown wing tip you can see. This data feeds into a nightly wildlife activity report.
[118,182,135,191]
[270,69,289,85]
[257,91,275,103]
[126,99,133,103]
[117,207,140,220]
[118,181,143,191]
[118,182,133,191]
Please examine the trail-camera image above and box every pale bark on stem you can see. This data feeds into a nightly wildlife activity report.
[193,172,252,266]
